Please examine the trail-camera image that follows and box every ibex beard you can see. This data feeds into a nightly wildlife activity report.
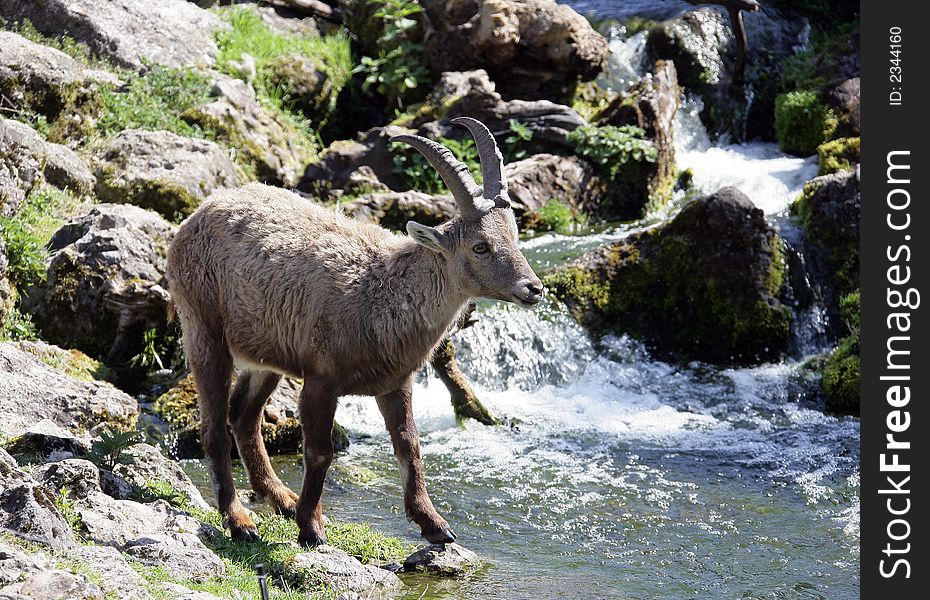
[166,118,543,546]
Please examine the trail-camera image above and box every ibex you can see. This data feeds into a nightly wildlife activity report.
[166,118,543,546]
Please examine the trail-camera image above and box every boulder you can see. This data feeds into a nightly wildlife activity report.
[792,168,860,298]
[343,191,457,230]
[23,204,176,366]
[3,418,92,463]
[349,0,608,101]
[403,543,480,575]
[0,31,118,142]
[0,448,76,550]
[1,117,95,215]
[0,0,226,71]
[266,53,334,124]
[504,153,608,225]
[402,70,586,155]
[114,443,211,512]
[0,342,138,437]
[94,129,240,221]
[0,568,103,599]
[72,545,150,600]
[161,583,226,600]
[827,77,860,138]
[546,187,792,363]
[0,239,12,327]
[182,73,312,188]
[292,545,401,593]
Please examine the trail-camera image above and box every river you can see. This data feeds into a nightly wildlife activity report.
[183,4,859,597]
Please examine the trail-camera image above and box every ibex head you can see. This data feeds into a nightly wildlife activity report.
[391,117,543,307]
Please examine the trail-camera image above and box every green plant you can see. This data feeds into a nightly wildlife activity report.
[533,198,580,233]
[131,479,192,511]
[392,135,482,194]
[130,328,166,370]
[567,124,657,180]
[353,0,432,109]
[817,136,860,175]
[1,306,39,341]
[774,90,827,156]
[504,119,533,162]
[88,428,142,471]
[54,488,83,535]
[97,67,213,138]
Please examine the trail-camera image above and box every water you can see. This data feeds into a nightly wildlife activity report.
[181,4,858,597]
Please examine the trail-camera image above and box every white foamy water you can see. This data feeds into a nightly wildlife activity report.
[674,97,820,215]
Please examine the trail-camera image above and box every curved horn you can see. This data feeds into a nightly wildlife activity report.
[390,134,483,216]
[452,117,506,199]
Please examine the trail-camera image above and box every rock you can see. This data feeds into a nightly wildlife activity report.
[0,0,226,71]
[123,532,225,581]
[351,0,609,101]
[154,373,349,459]
[504,153,608,225]
[0,448,76,550]
[0,342,138,437]
[72,544,150,600]
[161,583,225,600]
[94,129,240,221]
[182,74,311,187]
[0,540,48,587]
[292,545,401,593]
[342,166,390,196]
[0,239,12,327]
[1,117,95,215]
[0,32,118,142]
[10,340,109,383]
[403,543,480,575]
[402,70,586,155]
[3,418,92,463]
[114,443,211,512]
[0,568,103,599]
[827,77,860,138]
[791,168,860,330]
[23,204,176,365]
[546,188,792,363]
[343,191,457,230]
[300,125,415,196]
[266,54,333,124]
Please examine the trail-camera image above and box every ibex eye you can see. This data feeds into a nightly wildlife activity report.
[473,243,489,254]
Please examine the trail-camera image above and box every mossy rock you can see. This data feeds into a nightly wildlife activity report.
[823,334,859,413]
[266,54,333,124]
[546,187,791,364]
[154,374,350,459]
[817,136,860,175]
[774,90,828,156]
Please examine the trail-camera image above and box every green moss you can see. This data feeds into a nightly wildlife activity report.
[823,334,859,412]
[97,164,201,222]
[543,267,611,314]
[818,136,860,175]
[571,82,610,121]
[153,374,200,429]
[839,289,860,332]
[774,90,827,156]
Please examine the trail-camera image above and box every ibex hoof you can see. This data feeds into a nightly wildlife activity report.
[229,523,260,542]
[424,525,457,544]
[298,531,327,548]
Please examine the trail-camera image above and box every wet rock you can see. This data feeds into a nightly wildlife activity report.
[182,74,311,187]
[344,191,457,230]
[123,532,225,581]
[1,117,95,215]
[792,168,860,300]
[546,187,792,364]
[0,0,225,71]
[0,342,138,437]
[0,32,117,142]
[94,129,240,221]
[292,545,401,593]
[23,204,176,365]
[402,70,586,156]
[350,0,608,101]
[0,448,76,550]
[827,77,860,138]
[403,543,480,575]
[72,545,150,600]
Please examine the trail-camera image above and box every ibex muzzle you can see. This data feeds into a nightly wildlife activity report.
[166,117,541,546]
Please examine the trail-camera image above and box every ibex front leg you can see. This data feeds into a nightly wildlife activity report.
[296,378,338,547]
[377,378,456,544]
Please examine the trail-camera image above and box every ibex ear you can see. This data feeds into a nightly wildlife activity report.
[406,221,448,254]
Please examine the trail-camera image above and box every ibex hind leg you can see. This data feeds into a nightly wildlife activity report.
[184,320,258,541]
[229,369,300,517]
